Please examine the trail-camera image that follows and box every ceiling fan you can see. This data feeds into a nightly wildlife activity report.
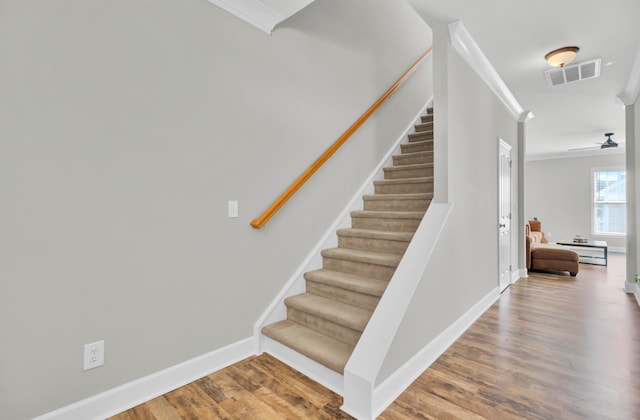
[568,132,624,151]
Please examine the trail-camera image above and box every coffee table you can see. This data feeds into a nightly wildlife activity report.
[556,239,608,266]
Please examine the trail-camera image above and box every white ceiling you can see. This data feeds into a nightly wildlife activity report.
[408,0,640,159]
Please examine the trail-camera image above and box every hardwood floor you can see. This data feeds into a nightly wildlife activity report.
[111,254,640,419]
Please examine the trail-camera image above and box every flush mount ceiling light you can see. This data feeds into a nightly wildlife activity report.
[545,46,579,67]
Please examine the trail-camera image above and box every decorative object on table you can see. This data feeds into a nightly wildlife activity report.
[573,235,588,244]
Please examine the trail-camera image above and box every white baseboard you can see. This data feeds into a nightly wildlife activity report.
[512,268,527,284]
[625,280,640,306]
[370,287,500,418]
[34,337,255,420]
[609,246,626,253]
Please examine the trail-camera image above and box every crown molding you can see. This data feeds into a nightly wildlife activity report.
[617,44,640,106]
[448,21,533,123]
[207,0,314,34]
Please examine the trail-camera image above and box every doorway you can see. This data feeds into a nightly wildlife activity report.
[499,139,513,292]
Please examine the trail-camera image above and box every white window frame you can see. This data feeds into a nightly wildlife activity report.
[591,166,626,236]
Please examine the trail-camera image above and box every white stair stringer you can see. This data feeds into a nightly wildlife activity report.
[253,98,433,397]
[254,99,432,339]
[341,202,453,420]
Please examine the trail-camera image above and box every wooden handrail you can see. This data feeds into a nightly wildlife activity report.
[250,48,433,229]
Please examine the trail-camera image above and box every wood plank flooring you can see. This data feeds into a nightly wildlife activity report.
[110,254,640,419]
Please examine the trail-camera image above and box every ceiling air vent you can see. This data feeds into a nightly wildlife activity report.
[544,58,601,87]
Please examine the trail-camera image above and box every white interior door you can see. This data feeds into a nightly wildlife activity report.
[498,139,512,292]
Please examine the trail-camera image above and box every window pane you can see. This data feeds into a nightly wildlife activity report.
[595,203,626,234]
[595,171,626,202]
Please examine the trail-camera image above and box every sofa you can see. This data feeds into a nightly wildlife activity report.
[526,220,579,276]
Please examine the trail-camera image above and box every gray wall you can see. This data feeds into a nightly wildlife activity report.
[0,1,432,417]
[526,153,626,249]
[376,26,519,383]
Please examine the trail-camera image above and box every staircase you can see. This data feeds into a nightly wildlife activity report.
[262,108,434,374]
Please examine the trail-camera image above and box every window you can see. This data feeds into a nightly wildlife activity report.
[593,169,626,235]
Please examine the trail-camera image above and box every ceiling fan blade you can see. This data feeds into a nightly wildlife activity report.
[568,146,601,151]
[568,133,624,152]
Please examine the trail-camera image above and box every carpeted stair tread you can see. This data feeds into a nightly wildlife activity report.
[408,131,433,142]
[384,162,433,171]
[401,140,433,153]
[374,176,433,186]
[321,247,402,268]
[363,192,433,202]
[285,293,372,331]
[393,151,434,165]
[262,320,353,374]
[414,121,433,132]
[336,228,414,242]
[373,176,435,194]
[362,193,432,212]
[336,228,414,255]
[350,210,425,220]
[383,163,433,180]
[350,210,425,233]
[305,269,388,297]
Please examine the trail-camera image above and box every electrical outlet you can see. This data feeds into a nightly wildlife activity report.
[83,340,104,370]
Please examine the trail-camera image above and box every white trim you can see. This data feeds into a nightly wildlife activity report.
[253,98,433,347]
[591,166,626,237]
[448,21,532,123]
[617,43,640,106]
[207,0,281,34]
[33,337,255,420]
[609,246,626,253]
[342,202,453,420]
[498,138,513,293]
[365,288,500,419]
[206,0,314,34]
[625,280,640,306]
[511,269,521,284]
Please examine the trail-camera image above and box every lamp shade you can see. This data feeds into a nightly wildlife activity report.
[545,46,579,67]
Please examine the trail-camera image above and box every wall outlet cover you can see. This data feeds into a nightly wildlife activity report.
[84,340,105,370]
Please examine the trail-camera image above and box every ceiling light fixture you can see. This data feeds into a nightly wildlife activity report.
[545,46,579,67]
